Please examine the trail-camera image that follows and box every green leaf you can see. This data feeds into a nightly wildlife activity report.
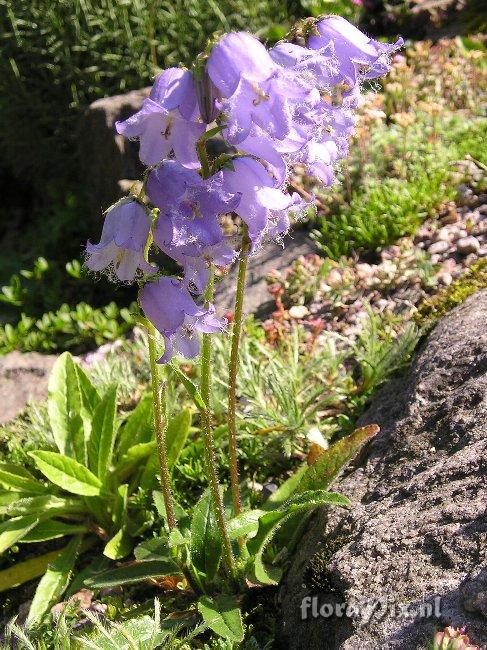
[166,409,191,468]
[0,548,64,593]
[0,515,39,554]
[190,488,221,581]
[48,352,85,461]
[153,491,190,533]
[88,385,118,480]
[113,484,128,530]
[296,425,380,493]
[4,495,84,517]
[134,537,170,562]
[198,595,244,643]
[263,465,307,511]
[22,520,88,543]
[0,492,24,512]
[169,364,206,411]
[247,490,350,585]
[115,441,156,481]
[75,363,100,415]
[29,451,102,497]
[27,535,83,627]
[117,393,153,458]
[227,509,263,541]
[103,528,133,560]
[86,559,181,588]
[0,463,47,494]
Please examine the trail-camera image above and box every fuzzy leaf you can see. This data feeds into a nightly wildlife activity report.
[88,385,118,480]
[198,595,244,643]
[27,535,83,627]
[86,559,181,588]
[103,528,133,560]
[190,488,221,581]
[134,537,170,562]
[170,364,206,411]
[29,451,102,497]
[297,425,380,493]
[247,490,350,585]
[0,463,47,495]
[5,495,84,517]
[227,510,263,540]
[47,352,85,461]
[117,393,153,458]
[166,409,191,468]
[0,515,39,554]
[22,520,88,543]
[0,548,64,593]
[263,465,307,511]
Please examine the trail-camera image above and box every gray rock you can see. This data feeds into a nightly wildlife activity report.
[81,88,149,219]
[0,352,57,424]
[277,290,487,650]
[456,236,481,256]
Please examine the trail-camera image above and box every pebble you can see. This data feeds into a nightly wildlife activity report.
[437,271,453,286]
[456,236,480,255]
[428,240,449,255]
[289,305,309,319]
[434,227,452,242]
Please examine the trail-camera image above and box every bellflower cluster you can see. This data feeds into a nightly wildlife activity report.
[86,16,402,363]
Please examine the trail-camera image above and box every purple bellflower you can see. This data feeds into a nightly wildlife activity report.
[147,161,240,292]
[116,68,205,167]
[85,199,156,282]
[221,157,308,248]
[307,16,404,87]
[207,32,308,144]
[140,276,226,363]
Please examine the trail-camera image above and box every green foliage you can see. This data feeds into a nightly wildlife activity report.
[198,595,244,644]
[0,300,136,354]
[0,352,190,620]
[312,117,476,259]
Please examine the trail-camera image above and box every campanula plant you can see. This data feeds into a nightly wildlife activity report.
[80,15,401,642]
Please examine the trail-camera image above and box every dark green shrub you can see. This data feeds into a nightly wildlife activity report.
[0,0,302,186]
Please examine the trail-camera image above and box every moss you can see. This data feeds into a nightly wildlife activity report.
[304,532,352,593]
[414,258,487,330]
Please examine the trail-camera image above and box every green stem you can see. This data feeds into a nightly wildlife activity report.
[200,267,237,578]
[147,325,176,531]
[227,229,250,516]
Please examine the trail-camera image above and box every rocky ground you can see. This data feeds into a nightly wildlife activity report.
[277,290,487,649]
[263,181,486,344]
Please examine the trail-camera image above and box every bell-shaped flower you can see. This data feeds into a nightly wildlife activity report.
[221,157,308,247]
[85,199,156,282]
[140,276,225,363]
[307,16,404,87]
[116,68,205,167]
[208,32,307,144]
[147,161,239,292]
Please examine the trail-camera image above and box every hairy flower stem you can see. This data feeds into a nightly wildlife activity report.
[147,325,177,531]
[200,267,237,578]
[227,229,250,517]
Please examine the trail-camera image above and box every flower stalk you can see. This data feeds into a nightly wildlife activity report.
[147,324,177,531]
[227,227,250,516]
[200,266,237,577]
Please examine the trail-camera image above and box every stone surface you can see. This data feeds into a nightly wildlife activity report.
[0,352,57,424]
[277,290,487,650]
[457,236,481,256]
[81,88,149,218]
